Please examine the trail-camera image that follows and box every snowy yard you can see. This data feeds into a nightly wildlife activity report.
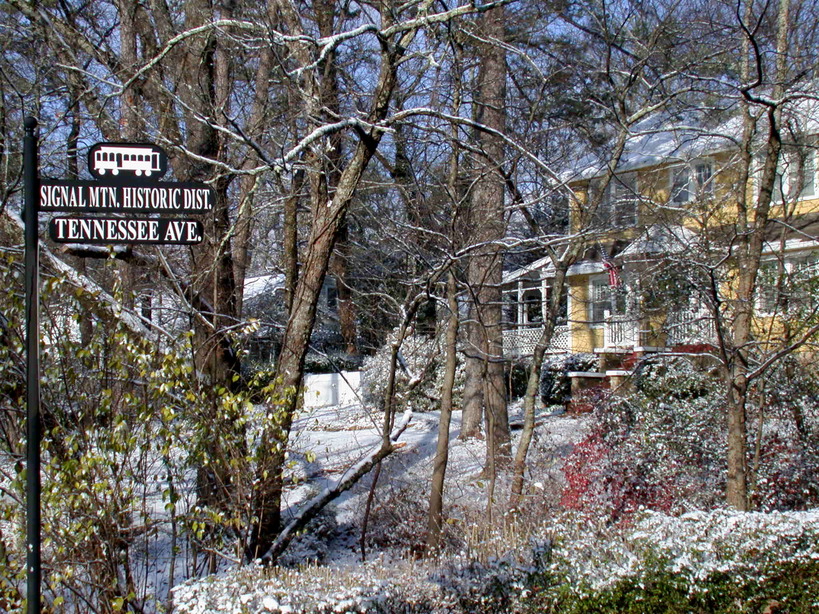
[169,402,819,613]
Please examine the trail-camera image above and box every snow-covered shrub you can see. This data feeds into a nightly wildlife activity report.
[532,509,819,613]
[361,332,464,412]
[173,510,819,614]
[561,356,725,517]
[172,534,552,613]
[562,352,819,518]
[0,240,293,612]
[362,478,434,554]
[277,503,341,567]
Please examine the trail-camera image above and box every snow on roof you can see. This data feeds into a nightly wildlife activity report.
[619,224,698,258]
[570,94,819,181]
[503,255,554,284]
[570,122,738,181]
[243,274,285,301]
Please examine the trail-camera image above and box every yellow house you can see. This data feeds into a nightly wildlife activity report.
[502,121,819,385]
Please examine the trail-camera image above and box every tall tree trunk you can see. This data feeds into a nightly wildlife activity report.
[427,272,459,552]
[725,0,788,510]
[283,170,304,314]
[247,30,404,557]
[460,4,510,466]
[509,264,571,509]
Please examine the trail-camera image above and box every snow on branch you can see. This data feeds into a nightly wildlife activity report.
[6,210,157,340]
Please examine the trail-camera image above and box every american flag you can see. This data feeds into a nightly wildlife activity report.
[601,245,622,288]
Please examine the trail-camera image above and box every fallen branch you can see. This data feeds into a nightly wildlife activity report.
[258,408,414,564]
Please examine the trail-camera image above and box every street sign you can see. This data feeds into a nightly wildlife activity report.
[49,216,204,245]
[39,141,213,246]
[39,179,214,213]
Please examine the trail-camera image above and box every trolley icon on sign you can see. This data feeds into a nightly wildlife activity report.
[88,142,168,180]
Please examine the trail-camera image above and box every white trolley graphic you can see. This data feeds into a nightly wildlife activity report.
[90,143,165,178]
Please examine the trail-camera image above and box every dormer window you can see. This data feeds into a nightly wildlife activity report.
[671,160,713,204]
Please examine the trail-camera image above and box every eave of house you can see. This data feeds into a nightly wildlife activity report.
[502,255,554,284]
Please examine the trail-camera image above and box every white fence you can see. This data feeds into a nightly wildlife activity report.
[303,371,362,408]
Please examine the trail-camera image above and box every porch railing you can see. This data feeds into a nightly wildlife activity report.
[665,308,717,346]
[503,324,569,358]
[603,313,639,348]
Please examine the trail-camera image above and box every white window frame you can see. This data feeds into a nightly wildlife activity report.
[589,276,612,325]
[599,173,639,228]
[670,159,714,205]
[756,254,819,315]
[755,260,782,316]
[772,148,817,203]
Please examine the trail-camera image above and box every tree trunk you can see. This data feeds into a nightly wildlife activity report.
[463,3,510,466]
[427,272,459,552]
[247,24,405,556]
[509,265,571,509]
[724,0,788,510]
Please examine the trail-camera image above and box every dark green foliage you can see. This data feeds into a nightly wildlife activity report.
[303,351,364,374]
[523,559,819,613]
[507,360,530,400]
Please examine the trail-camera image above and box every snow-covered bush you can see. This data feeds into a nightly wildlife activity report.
[751,358,819,511]
[534,509,819,613]
[362,479,432,553]
[0,242,292,612]
[561,353,819,518]
[171,509,819,614]
[277,503,341,567]
[172,537,552,613]
[361,332,464,413]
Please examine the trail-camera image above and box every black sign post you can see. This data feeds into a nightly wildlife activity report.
[24,117,41,614]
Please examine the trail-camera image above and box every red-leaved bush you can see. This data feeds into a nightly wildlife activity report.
[559,356,819,519]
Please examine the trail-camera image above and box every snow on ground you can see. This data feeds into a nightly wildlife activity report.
[171,401,819,613]
[173,401,591,612]
[281,402,588,556]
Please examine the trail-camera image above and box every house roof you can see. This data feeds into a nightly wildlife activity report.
[244,274,285,302]
[618,225,698,259]
[502,255,554,284]
[570,94,819,182]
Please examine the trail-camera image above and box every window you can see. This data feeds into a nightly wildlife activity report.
[671,160,713,204]
[589,278,611,323]
[756,261,781,315]
[773,149,816,202]
[756,255,819,315]
[789,255,819,313]
[595,173,638,228]
[503,293,519,326]
[523,289,543,325]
